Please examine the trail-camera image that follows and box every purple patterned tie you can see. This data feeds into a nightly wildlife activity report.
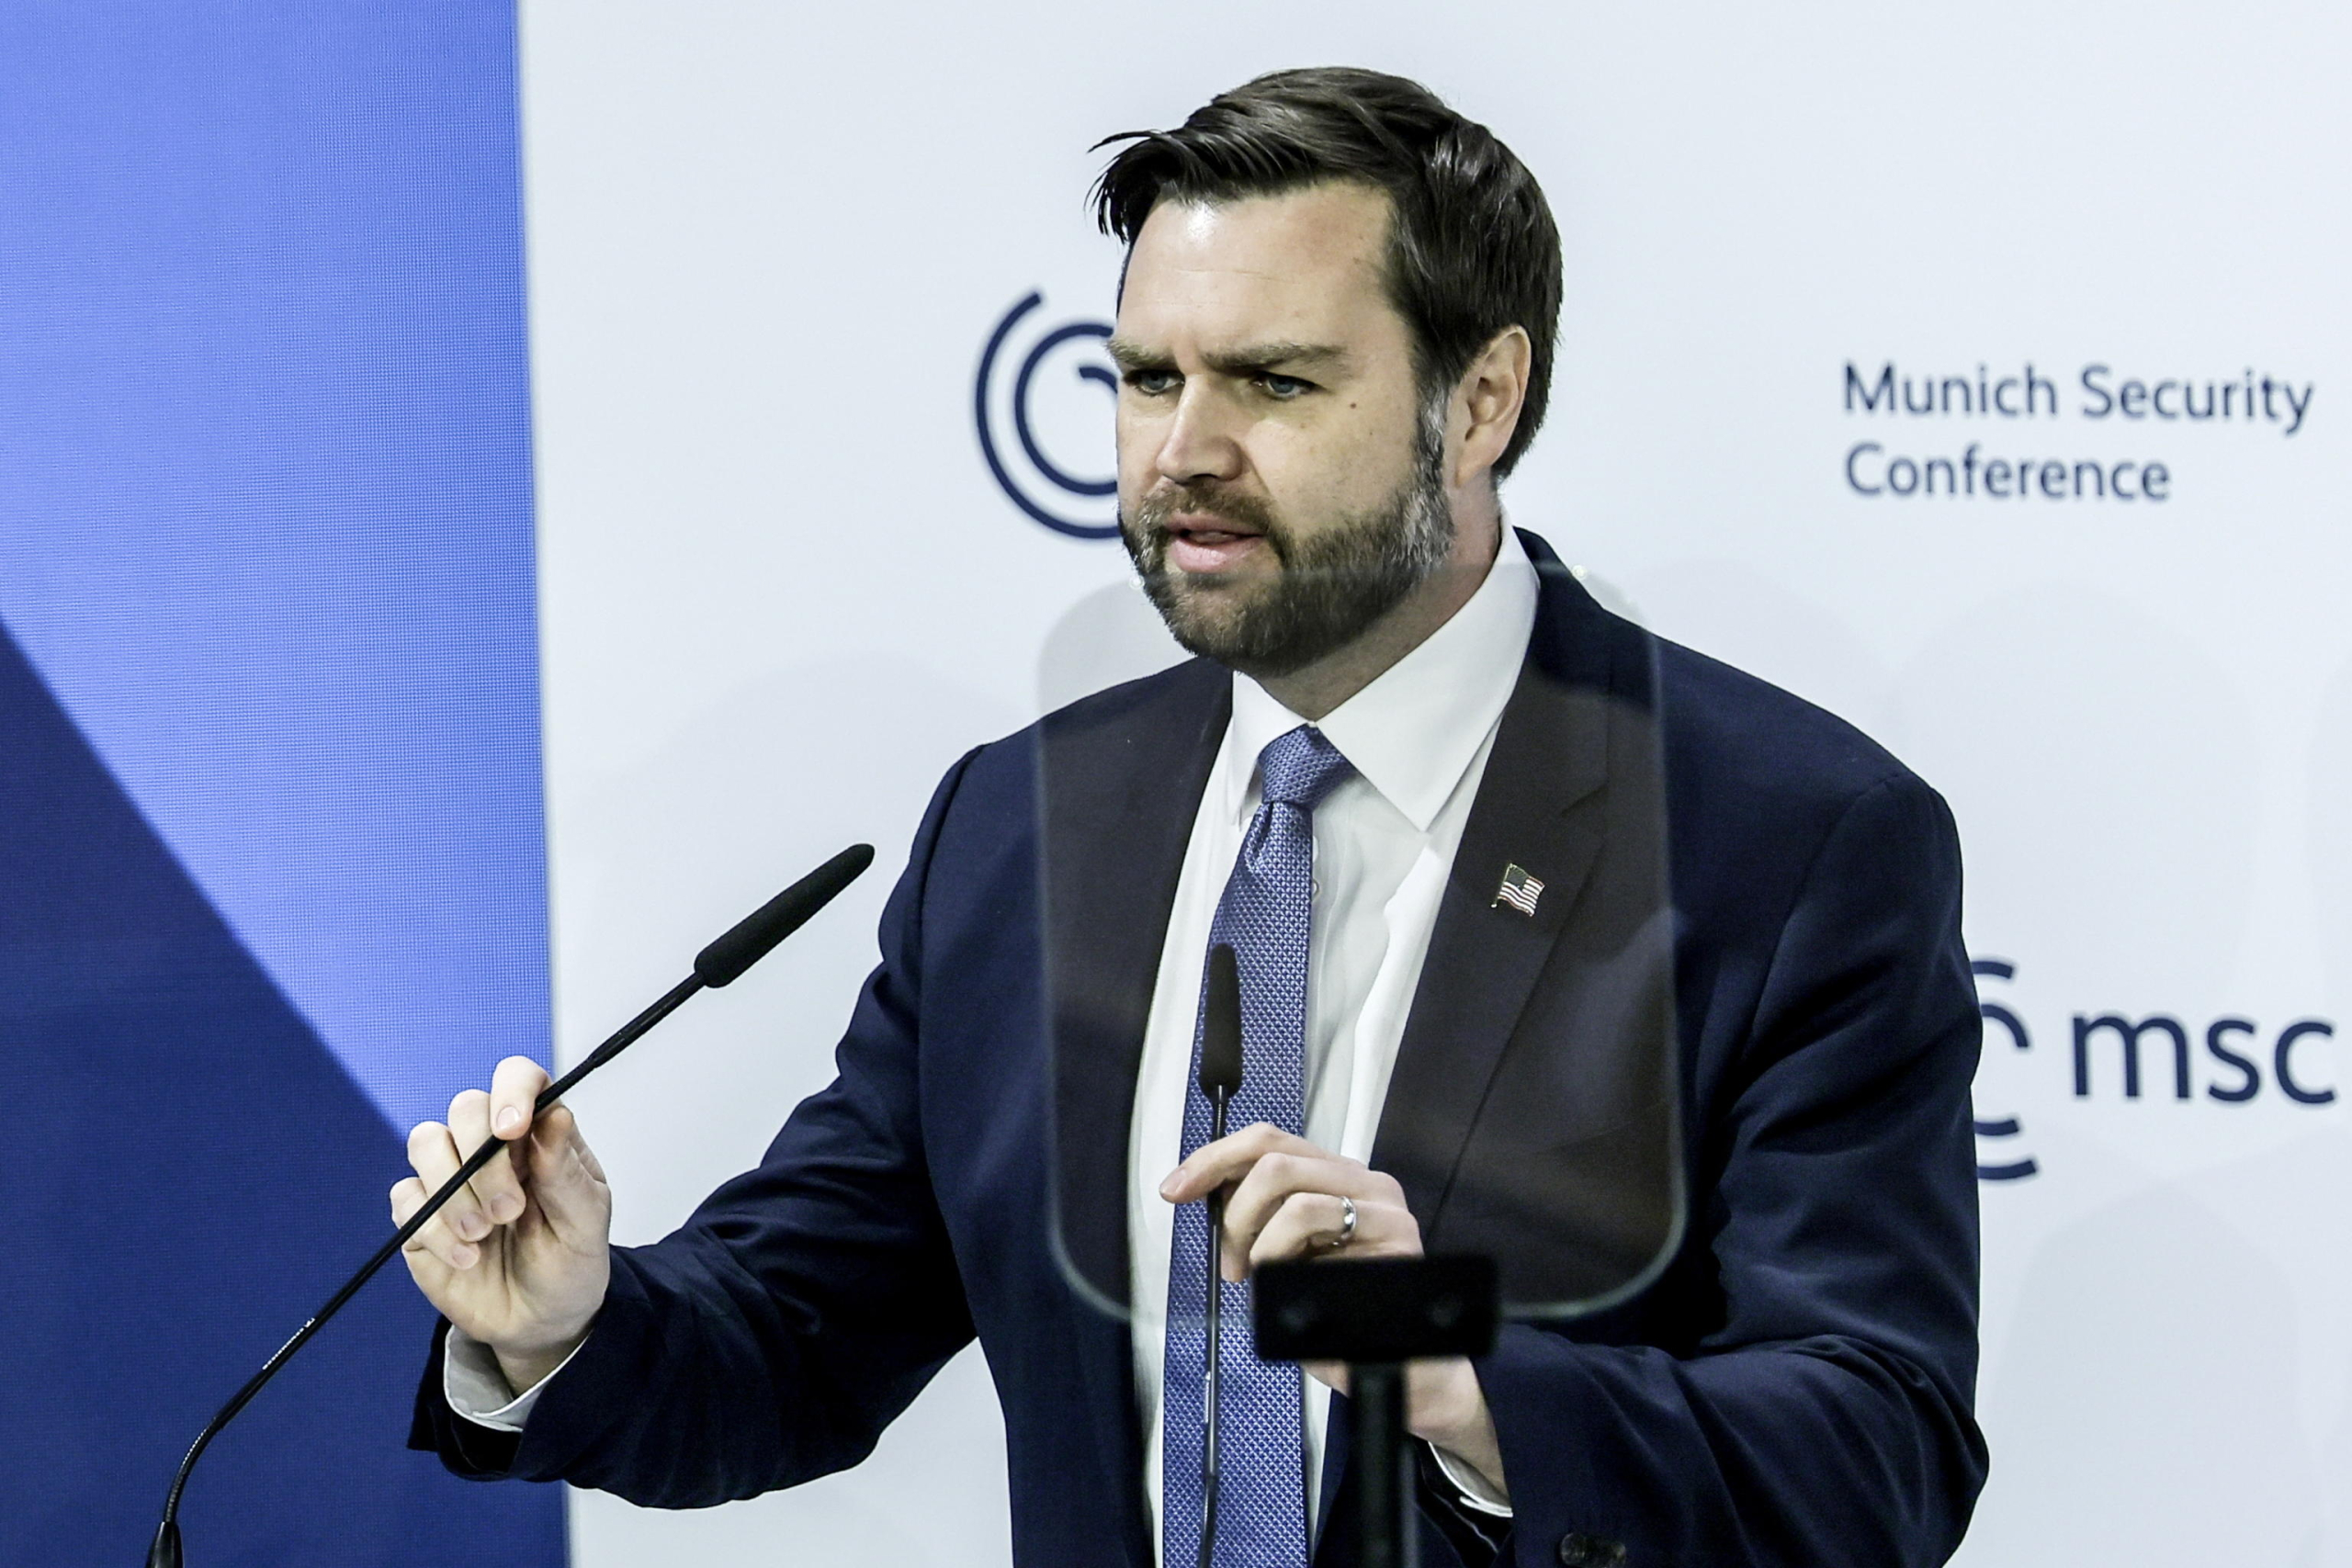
[1163,724,1355,1568]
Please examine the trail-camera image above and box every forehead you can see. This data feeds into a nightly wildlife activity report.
[1115,183,1404,351]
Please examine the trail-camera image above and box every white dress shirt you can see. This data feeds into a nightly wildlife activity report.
[451,529,1542,1545]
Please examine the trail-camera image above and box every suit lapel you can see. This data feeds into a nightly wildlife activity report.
[1040,656,1229,1317]
[1370,540,1627,1235]
[1036,660,1229,1568]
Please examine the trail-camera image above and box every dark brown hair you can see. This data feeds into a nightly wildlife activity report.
[1092,67,1562,479]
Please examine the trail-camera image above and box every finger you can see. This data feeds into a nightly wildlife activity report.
[390,1177,457,1286]
[1220,1152,1393,1273]
[1249,1190,1356,1269]
[1230,1155,1403,1232]
[390,1174,457,1266]
[566,1107,607,1184]
[1247,1193,1419,1276]
[409,1118,483,1243]
[489,1054,550,1142]
[447,1089,525,1226]
[390,1175,435,1247]
[403,1122,485,1269]
[518,1103,611,1247]
[1159,1122,1319,1203]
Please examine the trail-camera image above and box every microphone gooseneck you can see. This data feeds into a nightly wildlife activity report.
[1197,942,1243,1568]
[147,845,876,1568]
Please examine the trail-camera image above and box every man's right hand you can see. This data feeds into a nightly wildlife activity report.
[391,1055,613,1397]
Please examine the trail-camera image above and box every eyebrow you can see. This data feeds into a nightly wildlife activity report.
[1105,339,1350,378]
[1106,338,1175,373]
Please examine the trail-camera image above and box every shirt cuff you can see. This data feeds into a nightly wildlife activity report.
[1427,1440,1513,1517]
[442,1326,583,1433]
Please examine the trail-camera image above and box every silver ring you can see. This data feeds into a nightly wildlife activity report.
[1330,1194,1357,1250]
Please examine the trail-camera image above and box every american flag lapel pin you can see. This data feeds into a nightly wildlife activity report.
[1494,863,1544,917]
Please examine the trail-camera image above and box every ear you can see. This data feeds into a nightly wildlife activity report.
[1450,326,1533,490]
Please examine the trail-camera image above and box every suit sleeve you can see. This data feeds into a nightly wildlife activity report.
[1478,772,1988,1567]
[409,750,983,1506]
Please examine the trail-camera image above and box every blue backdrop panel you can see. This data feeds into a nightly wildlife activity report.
[0,1,549,1137]
[0,624,560,1562]
[0,3,561,1565]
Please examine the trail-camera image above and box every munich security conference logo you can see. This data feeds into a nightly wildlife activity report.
[975,290,1120,539]
[1968,955,2337,1187]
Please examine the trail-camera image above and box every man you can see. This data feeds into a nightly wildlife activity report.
[399,68,1988,1566]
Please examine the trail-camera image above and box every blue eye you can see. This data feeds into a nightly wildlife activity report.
[1260,375,1309,400]
[1125,370,1180,396]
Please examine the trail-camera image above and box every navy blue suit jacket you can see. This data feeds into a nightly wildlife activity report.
[414,532,1988,1566]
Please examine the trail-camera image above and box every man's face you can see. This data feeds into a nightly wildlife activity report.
[1110,183,1453,678]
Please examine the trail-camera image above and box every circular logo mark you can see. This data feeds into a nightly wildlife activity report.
[975,290,1120,540]
[1972,957,2039,1181]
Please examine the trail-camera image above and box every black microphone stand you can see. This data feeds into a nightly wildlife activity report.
[1194,943,1244,1568]
[1200,1085,1231,1568]
[145,844,874,1568]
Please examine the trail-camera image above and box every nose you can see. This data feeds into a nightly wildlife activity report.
[1153,383,1245,488]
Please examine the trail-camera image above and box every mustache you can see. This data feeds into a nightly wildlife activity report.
[1124,491,1288,576]
[1131,484,1283,543]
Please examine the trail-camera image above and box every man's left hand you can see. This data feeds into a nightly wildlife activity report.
[1159,1122,1509,1502]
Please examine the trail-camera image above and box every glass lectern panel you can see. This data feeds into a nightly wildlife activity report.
[1034,553,1684,1325]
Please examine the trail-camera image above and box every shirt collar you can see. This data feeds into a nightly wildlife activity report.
[1223,525,1539,832]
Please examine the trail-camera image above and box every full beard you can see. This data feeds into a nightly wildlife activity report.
[1120,410,1455,680]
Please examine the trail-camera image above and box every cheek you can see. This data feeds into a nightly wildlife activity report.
[1254,413,1410,516]
[1114,402,1159,495]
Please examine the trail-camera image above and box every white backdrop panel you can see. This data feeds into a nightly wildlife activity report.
[517,3,2352,1562]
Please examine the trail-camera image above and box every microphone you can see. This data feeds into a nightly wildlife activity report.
[1199,943,1243,1102]
[693,844,872,986]
[1197,942,1242,1568]
[146,842,877,1568]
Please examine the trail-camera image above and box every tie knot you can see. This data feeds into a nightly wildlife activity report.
[1256,725,1353,811]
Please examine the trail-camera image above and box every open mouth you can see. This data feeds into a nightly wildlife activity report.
[1164,513,1268,574]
